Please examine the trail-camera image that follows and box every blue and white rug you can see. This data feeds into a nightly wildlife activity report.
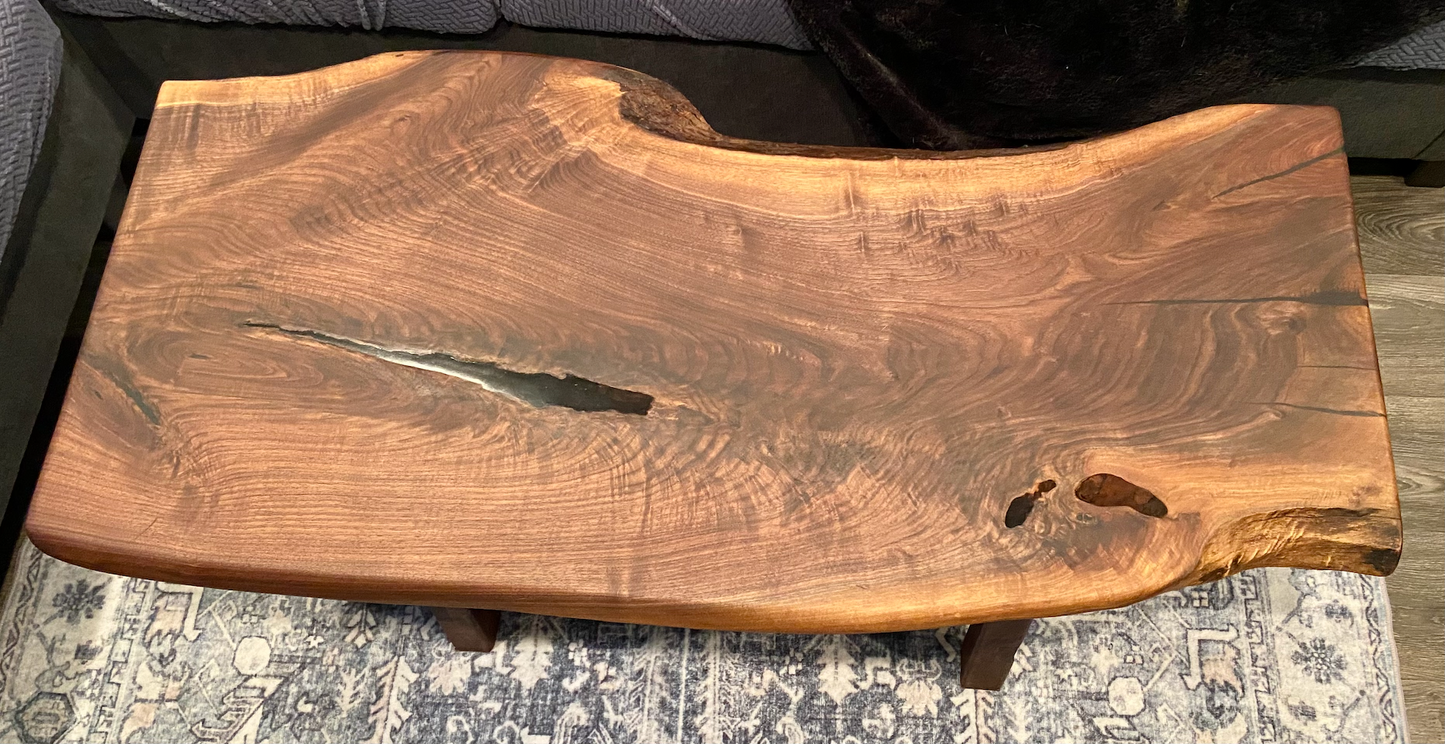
[0,538,1406,743]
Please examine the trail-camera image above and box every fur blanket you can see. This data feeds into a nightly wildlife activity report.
[786,0,1445,147]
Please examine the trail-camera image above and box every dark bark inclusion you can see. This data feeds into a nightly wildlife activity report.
[1005,479,1057,528]
[245,322,653,415]
[1075,473,1167,518]
[1006,475,1169,528]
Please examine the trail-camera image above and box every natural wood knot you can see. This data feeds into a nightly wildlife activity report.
[1004,479,1059,528]
[1075,474,1168,518]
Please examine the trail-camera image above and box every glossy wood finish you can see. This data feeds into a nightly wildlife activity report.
[431,608,501,652]
[958,619,1034,690]
[26,51,1399,634]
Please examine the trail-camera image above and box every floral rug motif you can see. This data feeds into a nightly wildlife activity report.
[0,539,1405,743]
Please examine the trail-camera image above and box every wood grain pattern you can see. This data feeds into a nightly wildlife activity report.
[1364,275,1445,399]
[25,51,1400,633]
[1353,176,1445,276]
[1364,257,1444,743]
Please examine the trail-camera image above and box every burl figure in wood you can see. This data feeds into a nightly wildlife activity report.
[26,51,1400,690]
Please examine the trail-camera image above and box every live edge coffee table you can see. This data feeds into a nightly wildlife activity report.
[26,51,1401,691]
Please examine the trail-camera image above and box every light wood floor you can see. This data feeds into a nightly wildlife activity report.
[1356,175,1444,744]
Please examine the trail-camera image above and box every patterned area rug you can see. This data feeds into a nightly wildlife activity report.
[0,539,1405,743]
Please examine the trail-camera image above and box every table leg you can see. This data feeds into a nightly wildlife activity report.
[958,618,1033,690]
[430,607,501,652]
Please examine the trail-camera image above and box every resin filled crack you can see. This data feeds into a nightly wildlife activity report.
[245,323,653,415]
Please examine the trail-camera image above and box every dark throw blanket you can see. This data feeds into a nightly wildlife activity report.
[786,0,1445,148]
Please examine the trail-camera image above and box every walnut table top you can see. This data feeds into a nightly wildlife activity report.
[27,51,1400,633]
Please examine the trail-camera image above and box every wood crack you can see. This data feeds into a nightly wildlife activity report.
[96,365,162,426]
[1105,290,1366,307]
[1259,402,1385,418]
[1213,147,1344,198]
[244,322,654,415]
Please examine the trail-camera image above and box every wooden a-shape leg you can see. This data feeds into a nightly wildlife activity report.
[431,608,501,652]
[958,619,1034,690]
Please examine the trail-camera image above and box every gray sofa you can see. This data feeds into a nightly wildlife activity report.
[2,0,132,556]
[1,0,62,515]
[36,1,1445,162]
[1,0,60,263]
[50,0,812,48]
[7,1,1445,261]
[40,0,1445,71]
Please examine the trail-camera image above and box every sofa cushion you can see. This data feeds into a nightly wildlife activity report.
[46,0,1445,63]
[1357,19,1445,68]
[1,0,62,262]
[50,0,501,35]
[498,0,809,48]
[49,0,810,48]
